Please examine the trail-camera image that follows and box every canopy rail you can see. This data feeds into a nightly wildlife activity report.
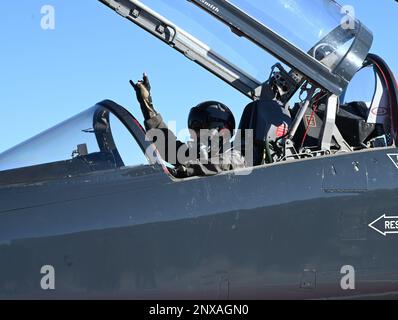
[99,0,263,99]
[187,0,373,96]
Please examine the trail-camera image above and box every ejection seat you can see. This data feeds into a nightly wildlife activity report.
[339,54,398,148]
[291,99,381,151]
[238,98,292,166]
[293,54,397,151]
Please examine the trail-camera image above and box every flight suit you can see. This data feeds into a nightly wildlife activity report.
[131,75,246,178]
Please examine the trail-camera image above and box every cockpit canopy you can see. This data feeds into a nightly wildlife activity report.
[102,0,373,97]
[0,101,155,180]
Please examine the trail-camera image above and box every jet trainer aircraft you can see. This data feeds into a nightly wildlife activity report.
[0,0,398,299]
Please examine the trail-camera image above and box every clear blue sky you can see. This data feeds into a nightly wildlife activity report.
[0,0,397,153]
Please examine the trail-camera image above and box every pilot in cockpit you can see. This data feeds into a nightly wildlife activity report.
[130,73,246,178]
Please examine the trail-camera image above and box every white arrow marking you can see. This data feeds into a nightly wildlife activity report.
[368,214,398,236]
[387,154,398,169]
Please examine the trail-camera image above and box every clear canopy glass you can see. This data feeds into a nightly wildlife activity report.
[139,0,363,83]
[140,0,277,81]
[0,105,149,172]
[230,0,356,62]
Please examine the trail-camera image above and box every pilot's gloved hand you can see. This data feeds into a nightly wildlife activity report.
[130,73,157,120]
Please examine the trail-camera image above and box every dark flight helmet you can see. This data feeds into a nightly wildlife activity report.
[188,101,236,134]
